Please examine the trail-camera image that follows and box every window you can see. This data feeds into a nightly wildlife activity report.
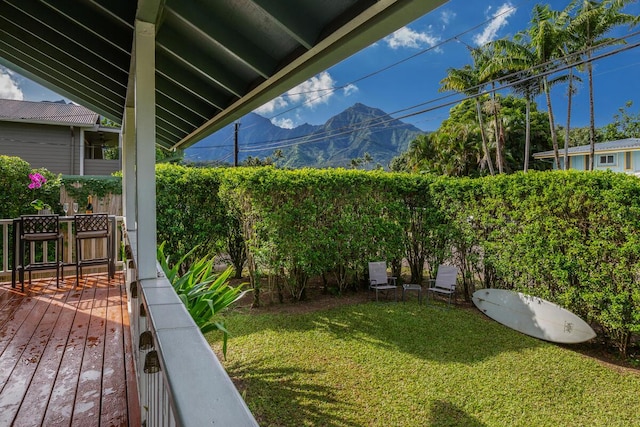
[625,152,632,170]
[598,154,616,166]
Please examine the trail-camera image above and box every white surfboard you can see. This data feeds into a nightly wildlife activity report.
[472,289,596,344]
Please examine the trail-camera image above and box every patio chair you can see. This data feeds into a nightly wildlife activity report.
[15,214,64,292]
[425,265,459,308]
[74,214,113,287]
[368,261,397,301]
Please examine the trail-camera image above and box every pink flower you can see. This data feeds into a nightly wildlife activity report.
[28,173,47,189]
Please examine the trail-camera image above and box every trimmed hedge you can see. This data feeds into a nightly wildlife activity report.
[220,167,640,356]
[5,154,636,356]
[0,156,61,218]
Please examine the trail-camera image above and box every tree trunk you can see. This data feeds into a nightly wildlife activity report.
[475,99,495,175]
[544,77,560,170]
[564,68,573,170]
[524,97,531,172]
[491,90,504,174]
[587,55,596,171]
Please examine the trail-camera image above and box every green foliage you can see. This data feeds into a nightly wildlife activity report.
[155,164,232,270]
[62,175,122,209]
[0,156,61,218]
[169,165,639,356]
[599,101,640,140]
[219,167,406,301]
[156,147,185,164]
[404,96,552,176]
[157,242,248,358]
[453,171,640,355]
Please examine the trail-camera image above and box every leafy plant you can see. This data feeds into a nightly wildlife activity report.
[157,242,249,357]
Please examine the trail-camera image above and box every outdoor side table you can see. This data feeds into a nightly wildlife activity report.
[402,284,422,304]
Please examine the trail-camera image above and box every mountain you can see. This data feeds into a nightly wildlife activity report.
[184,103,425,168]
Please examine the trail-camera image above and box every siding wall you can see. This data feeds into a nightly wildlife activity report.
[556,151,640,174]
[0,121,74,174]
[85,159,121,175]
[631,152,640,173]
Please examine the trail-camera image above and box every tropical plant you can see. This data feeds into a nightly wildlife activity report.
[484,34,544,172]
[439,60,495,175]
[157,242,248,358]
[599,101,640,140]
[525,3,568,170]
[568,0,640,169]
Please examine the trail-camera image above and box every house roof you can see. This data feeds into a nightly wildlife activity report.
[0,0,447,151]
[0,98,100,127]
[533,138,640,159]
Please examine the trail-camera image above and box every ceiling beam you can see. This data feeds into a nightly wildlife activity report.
[166,3,276,78]
[251,0,317,49]
[156,26,247,98]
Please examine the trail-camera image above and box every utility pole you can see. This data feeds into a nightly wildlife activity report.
[234,121,240,167]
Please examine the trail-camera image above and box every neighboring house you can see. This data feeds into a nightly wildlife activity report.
[0,98,121,175]
[533,138,640,175]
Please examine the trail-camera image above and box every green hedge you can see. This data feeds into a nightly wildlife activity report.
[217,167,639,355]
[0,156,61,218]
[4,155,637,356]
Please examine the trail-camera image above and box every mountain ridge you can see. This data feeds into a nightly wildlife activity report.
[185,103,425,168]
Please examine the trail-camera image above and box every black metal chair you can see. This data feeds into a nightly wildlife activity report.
[74,214,113,287]
[15,215,64,292]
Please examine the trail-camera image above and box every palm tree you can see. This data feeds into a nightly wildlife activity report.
[483,35,542,172]
[472,44,508,174]
[568,0,639,170]
[440,61,495,175]
[548,0,582,170]
[526,4,568,170]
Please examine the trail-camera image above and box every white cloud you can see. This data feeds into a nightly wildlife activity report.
[343,84,358,96]
[254,96,288,115]
[440,10,456,26]
[254,71,338,118]
[271,117,295,129]
[385,26,440,50]
[0,66,23,100]
[473,2,516,46]
[285,71,336,107]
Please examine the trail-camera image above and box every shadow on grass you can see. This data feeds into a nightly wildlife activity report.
[225,302,542,365]
[429,400,486,427]
[225,358,360,427]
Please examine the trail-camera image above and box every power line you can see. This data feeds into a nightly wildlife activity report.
[238,38,640,154]
[264,0,530,121]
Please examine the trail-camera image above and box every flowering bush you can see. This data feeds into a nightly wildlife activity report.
[29,172,52,212]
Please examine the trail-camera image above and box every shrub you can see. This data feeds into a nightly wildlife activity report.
[157,242,248,357]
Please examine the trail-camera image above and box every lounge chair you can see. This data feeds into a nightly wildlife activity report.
[368,261,397,301]
[425,265,458,307]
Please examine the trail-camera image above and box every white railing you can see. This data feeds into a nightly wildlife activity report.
[0,216,125,282]
[124,230,258,427]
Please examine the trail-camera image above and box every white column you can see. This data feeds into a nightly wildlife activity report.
[134,19,157,280]
[79,128,85,175]
[122,106,137,231]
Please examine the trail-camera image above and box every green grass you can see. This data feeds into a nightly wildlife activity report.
[207,301,640,427]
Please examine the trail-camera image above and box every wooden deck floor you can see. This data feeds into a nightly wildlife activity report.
[0,272,139,426]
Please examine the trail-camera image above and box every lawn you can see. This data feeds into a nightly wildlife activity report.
[207,300,640,427]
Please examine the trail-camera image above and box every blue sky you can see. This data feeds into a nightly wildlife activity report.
[2,0,639,134]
